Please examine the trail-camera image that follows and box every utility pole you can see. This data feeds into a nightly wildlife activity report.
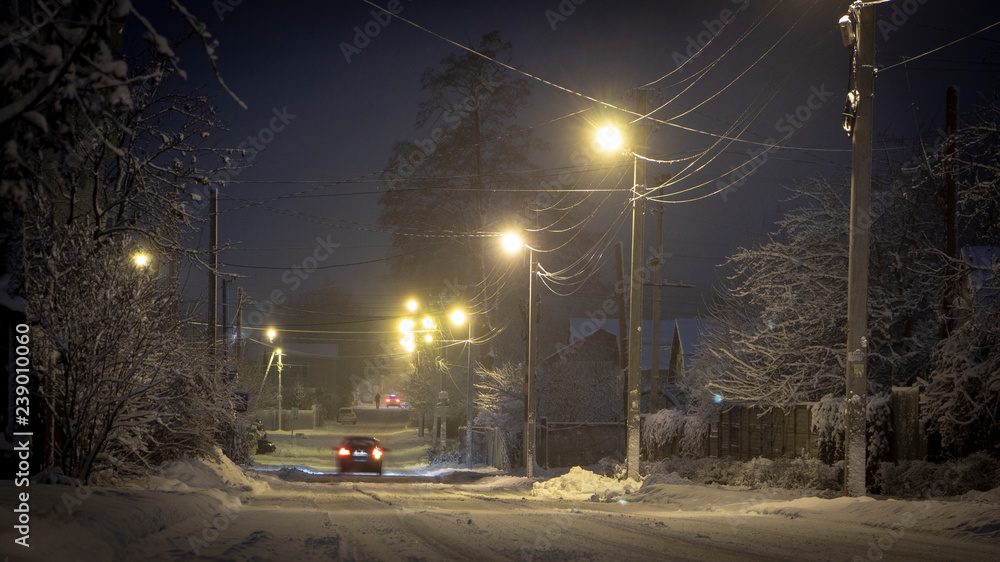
[614,241,628,445]
[840,1,875,498]
[465,313,474,468]
[208,188,218,360]
[525,247,537,477]
[222,278,229,363]
[626,88,648,481]
[942,85,959,338]
[236,287,245,363]
[650,199,664,413]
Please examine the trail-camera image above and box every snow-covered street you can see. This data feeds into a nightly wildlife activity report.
[4,452,999,561]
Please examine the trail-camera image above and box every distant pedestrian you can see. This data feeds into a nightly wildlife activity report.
[375,393,381,409]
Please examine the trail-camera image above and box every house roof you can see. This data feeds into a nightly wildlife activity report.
[672,318,714,373]
[568,317,670,370]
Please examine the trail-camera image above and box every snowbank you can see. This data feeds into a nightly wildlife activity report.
[531,466,642,501]
[0,451,262,561]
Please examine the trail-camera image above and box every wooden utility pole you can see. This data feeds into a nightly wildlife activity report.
[626,88,648,481]
[614,241,628,441]
[942,86,959,338]
[221,278,229,363]
[209,188,218,358]
[650,199,664,413]
[236,287,245,363]
[525,248,537,477]
[614,242,629,371]
[842,1,875,498]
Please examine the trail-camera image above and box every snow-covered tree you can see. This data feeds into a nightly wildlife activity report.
[0,0,240,210]
[924,300,1000,456]
[2,2,247,479]
[474,361,524,468]
[689,179,851,409]
[687,175,941,411]
[904,102,1000,457]
[28,226,236,481]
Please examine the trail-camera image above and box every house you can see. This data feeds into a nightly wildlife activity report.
[538,325,620,422]
[269,341,341,404]
[554,317,712,411]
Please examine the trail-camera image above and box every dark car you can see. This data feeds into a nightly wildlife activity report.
[384,394,402,408]
[337,436,384,474]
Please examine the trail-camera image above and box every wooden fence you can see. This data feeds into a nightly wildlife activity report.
[712,405,816,460]
[476,386,926,468]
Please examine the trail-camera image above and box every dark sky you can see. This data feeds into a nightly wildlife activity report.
[134,0,1000,341]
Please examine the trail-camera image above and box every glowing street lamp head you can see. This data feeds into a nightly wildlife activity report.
[501,232,523,254]
[267,328,276,342]
[401,336,415,353]
[133,252,149,268]
[399,318,415,333]
[596,126,623,151]
[406,299,419,312]
[424,334,433,343]
[421,316,436,330]
[450,309,466,326]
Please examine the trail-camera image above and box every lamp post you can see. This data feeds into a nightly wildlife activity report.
[399,302,444,444]
[276,348,283,431]
[503,232,537,477]
[262,344,284,431]
[597,88,649,481]
[264,328,283,431]
[450,308,475,468]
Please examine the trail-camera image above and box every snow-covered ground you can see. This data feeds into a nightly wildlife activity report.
[4,448,999,561]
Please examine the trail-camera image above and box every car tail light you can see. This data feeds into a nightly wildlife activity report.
[385,398,390,403]
[338,447,350,456]
[372,448,382,460]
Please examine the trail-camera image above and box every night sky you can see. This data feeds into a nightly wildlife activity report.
[133,0,1000,347]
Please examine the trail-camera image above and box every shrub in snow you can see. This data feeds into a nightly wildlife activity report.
[866,392,893,467]
[642,409,686,452]
[811,394,845,465]
[427,444,462,466]
[812,392,893,473]
[875,452,1000,498]
[642,408,712,459]
[597,455,626,479]
[645,455,842,492]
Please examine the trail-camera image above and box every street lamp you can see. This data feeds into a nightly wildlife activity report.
[133,252,150,268]
[596,125,623,152]
[503,230,537,477]
[449,307,476,468]
[596,95,649,481]
[402,301,455,445]
[262,344,284,431]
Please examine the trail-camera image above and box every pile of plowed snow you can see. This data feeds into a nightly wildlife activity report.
[531,466,642,501]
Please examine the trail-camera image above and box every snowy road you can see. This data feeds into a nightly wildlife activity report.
[124,473,999,561]
[6,414,997,561]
